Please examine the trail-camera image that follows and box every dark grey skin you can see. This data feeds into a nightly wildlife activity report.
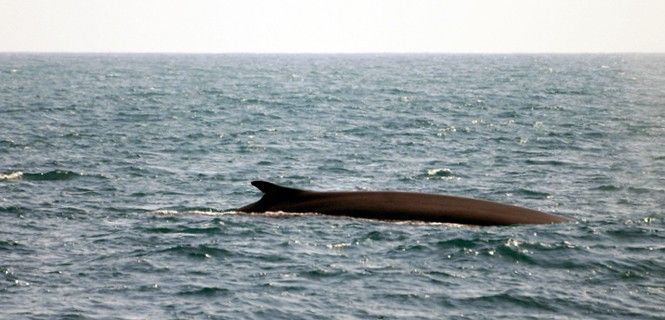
[238,181,569,226]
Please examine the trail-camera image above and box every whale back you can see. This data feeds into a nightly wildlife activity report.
[238,181,307,212]
[237,180,569,225]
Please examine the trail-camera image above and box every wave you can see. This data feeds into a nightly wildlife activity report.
[23,170,81,181]
[0,170,109,182]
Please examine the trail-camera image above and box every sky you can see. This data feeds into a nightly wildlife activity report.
[1,0,664,53]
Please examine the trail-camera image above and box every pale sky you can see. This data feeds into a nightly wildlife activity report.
[1,0,664,53]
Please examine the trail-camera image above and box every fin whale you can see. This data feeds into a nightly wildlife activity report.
[237,181,568,226]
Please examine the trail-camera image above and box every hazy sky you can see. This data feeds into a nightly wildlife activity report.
[1,0,664,53]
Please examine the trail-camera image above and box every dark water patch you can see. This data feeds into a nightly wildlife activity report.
[158,244,233,260]
[512,188,551,199]
[524,159,571,166]
[1,266,15,280]
[355,230,409,242]
[380,87,419,95]
[626,186,655,195]
[0,239,22,250]
[581,131,608,141]
[420,270,457,285]
[261,279,310,293]
[177,285,231,297]
[601,259,664,280]
[435,238,480,250]
[67,186,106,197]
[301,267,346,279]
[122,258,172,274]
[604,225,661,241]
[250,252,292,264]
[591,184,622,192]
[0,205,27,214]
[458,290,559,313]
[316,164,357,175]
[128,88,169,98]
[493,239,537,264]
[503,110,531,120]
[22,170,81,181]
[544,87,590,95]
[143,225,224,235]
[392,243,429,253]
[0,139,20,149]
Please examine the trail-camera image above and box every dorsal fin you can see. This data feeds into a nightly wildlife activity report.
[251,181,304,196]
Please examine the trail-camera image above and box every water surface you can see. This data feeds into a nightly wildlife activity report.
[1,54,664,319]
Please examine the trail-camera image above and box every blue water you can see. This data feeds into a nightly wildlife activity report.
[1,54,664,319]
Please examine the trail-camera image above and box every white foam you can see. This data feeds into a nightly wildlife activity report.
[427,168,452,176]
[243,210,321,218]
[149,209,231,216]
[186,210,232,216]
[0,171,23,181]
[426,168,460,181]
[149,209,467,227]
[150,209,179,215]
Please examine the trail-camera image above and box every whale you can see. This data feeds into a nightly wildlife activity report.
[237,181,568,226]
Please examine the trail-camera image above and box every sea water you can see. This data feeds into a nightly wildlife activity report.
[1,54,664,319]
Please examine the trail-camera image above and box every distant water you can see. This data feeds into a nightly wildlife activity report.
[1,54,664,319]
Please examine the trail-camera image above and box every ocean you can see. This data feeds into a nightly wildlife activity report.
[1,53,664,319]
